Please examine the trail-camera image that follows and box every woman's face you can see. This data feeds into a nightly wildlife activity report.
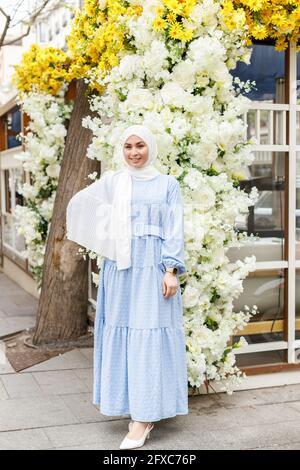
[123,135,149,168]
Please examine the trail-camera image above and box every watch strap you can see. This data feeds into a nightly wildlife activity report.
[165,266,178,274]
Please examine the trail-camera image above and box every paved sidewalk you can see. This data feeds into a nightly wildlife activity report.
[1,272,300,450]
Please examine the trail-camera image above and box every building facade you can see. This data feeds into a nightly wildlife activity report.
[227,44,300,387]
[0,1,81,297]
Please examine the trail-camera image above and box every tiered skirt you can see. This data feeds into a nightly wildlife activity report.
[93,235,188,422]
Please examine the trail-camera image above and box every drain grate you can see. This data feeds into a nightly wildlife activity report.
[3,330,73,372]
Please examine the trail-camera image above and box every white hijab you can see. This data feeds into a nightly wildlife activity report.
[66,125,161,270]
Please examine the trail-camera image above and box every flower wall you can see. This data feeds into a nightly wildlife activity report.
[81,0,259,392]
[221,0,300,51]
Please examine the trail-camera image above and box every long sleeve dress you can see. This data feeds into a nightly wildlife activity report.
[93,173,189,422]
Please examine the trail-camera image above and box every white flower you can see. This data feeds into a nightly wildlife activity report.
[183,169,205,190]
[118,55,142,80]
[160,82,187,109]
[143,40,169,78]
[185,95,213,115]
[171,60,195,91]
[169,116,191,140]
[21,183,39,200]
[121,88,154,112]
[188,36,226,72]
[46,163,60,178]
[169,163,184,178]
[187,141,217,169]
[156,132,174,159]
[98,0,106,10]
[92,272,100,286]
[88,171,98,181]
[182,285,200,308]
[39,195,55,222]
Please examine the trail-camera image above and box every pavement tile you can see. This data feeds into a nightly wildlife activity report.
[0,316,35,337]
[0,395,78,431]
[0,379,9,400]
[32,370,90,395]
[44,422,116,448]
[78,348,93,362]
[1,373,42,399]
[0,310,6,318]
[73,367,93,392]
[21,349,92,372]
[60,392,114,424]
[0,428,53,450]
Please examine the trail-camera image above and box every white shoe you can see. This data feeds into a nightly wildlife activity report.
[120,422,154,450]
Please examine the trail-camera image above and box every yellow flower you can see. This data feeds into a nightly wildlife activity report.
[232,10,246,29]
[153,17,168,31]
[127,5,143,17]
[182,1,197,17]
[164,0,183,15]
[12,44,70,95]
[275,37,288,51]
[252,24,268,39]
[166,12,177,22]
[169,21,183,40]
[223,0,300,49]
[181,28,194,42]
[67,0,142,86]
[85,0,97,17]
[156,6,165,16]
[222,0,234,13]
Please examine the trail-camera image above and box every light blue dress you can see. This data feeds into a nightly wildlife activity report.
[93,173,189,422]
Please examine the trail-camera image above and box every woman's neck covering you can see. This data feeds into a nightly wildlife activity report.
[66,125,162,270]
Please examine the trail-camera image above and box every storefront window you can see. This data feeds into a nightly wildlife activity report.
[236,350,286,368]
[227,44,300,368]
[1,167,26,261]
[233,269,285,346]
[3,107,21,149]
[296,153,300,259]
[231,44,287,102]
[229,151,286,263]
[296,270,300,341]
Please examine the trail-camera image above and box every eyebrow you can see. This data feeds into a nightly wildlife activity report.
[124,141,145,145]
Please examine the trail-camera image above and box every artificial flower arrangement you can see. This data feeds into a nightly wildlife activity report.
[10,0,276,392]
[13,90,72,286]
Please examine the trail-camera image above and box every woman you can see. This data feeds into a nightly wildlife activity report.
[66,125,188,449]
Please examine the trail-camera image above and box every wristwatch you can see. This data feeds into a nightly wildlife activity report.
[165,266,178,274]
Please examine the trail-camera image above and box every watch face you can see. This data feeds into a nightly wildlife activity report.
[166,267,177,273]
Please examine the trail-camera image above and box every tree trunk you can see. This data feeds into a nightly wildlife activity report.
[33,79,100,345]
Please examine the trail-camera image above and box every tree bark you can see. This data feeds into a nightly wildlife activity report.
[33,79,100,345]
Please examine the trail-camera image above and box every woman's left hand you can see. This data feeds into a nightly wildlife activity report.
[162,272,178,298]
